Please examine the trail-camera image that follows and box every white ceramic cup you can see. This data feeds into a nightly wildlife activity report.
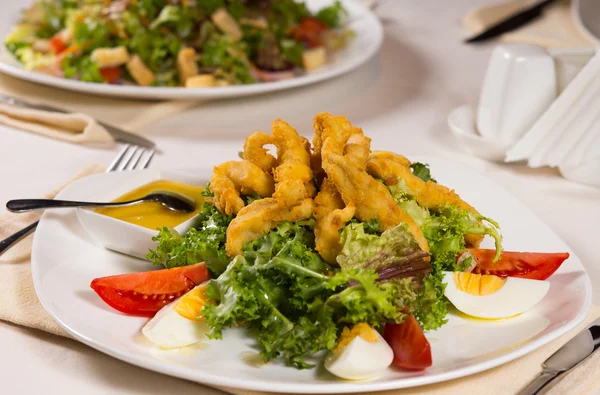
[477,44,557,145]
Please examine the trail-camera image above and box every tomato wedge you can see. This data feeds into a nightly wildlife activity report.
[469,249,569,280]
[289,17,329,48]
[49,36,66,55]
[383,314,432,370]
[90,263,210,317]
[99,66,122,83]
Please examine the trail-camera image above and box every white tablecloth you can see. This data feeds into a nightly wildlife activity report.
[1,0,599,393]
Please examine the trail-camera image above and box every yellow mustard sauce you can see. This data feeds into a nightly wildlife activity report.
[95,180,205,230]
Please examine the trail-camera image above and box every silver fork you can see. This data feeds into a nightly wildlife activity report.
[0,144,155,257]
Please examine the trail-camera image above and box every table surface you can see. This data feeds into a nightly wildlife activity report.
[1,0,599,393]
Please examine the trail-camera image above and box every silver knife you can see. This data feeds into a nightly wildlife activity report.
[518,318,600,395]
[0,94,155,148]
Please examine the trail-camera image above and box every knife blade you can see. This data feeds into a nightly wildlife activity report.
[464,0,559,44]
[518,318,600,395]
[0,94,155,148]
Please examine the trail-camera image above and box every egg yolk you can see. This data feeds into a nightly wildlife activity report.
[453,272,505,296]
[335,323,379,352]
[174,283,211,322]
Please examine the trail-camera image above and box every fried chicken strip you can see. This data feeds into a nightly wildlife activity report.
[243,131,278,173]
[325,152,430,253]
[210,160,275,216]
[225,119,316,257]
[271,119,315,205]
[314,178,355,265]
[226,198,314,257]
[366,152,483,247]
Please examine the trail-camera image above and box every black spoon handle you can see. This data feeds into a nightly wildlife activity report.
[6,198,141,213]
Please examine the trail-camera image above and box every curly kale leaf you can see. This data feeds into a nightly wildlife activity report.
[147,199,232,276]
[203,221,417,369]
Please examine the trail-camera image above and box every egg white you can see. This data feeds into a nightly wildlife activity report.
[443,271,550,319]
[325,328,393,380]
[142,298,208,349]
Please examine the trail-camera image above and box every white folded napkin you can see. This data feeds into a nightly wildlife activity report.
[506,50,600,187]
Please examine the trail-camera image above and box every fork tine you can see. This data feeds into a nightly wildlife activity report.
[106,144,131,173]
[125,148,144,171]
[116,145,139,171]
[139,148,155,170]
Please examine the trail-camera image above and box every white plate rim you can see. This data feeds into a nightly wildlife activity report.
[0,0,383,100]
[30,163,593,394]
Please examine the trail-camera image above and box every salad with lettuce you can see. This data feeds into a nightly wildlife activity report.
[89,113,568,380]
[5,0,352,87]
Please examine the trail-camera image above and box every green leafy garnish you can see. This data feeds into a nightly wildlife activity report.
[410,162,437,183]
[62,54,104,82]
[204,221,418,368]
[316,0,346,28]
[147,195,232,276]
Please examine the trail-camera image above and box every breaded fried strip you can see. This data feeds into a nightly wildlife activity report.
[325,153,430,253]
[312,112,364,176]
[210,160,275,215]
[243,131,278,173]
[226,198,314,257]
[225,119,316,257]
[314,178,355,265]
[366,153,483,247]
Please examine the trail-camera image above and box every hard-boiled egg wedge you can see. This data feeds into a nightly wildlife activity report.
[325,323,393,380]
[142,283,210,348]
[443,271,550,319]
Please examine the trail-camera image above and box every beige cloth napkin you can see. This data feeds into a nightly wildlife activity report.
[0,169,598,394]
[0,165,104,337]
[0,73,198,143]
[0,103,114,144]
[463,0,594,48]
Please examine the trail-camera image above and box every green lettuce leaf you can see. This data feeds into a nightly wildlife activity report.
[146,192,232,276]
[337,222,430,276]
[204,220,417,369]
[410,162,437,183]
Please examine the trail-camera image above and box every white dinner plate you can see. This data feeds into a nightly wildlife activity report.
[0,0,382,100]
[30,158,592,393]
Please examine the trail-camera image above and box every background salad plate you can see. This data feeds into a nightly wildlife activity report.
[30,158,592,393]
[0,0,383,100]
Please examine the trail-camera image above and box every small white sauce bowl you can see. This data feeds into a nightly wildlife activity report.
[77,169,208,261]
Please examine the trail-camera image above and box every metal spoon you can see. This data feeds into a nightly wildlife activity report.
[6,191,196,213]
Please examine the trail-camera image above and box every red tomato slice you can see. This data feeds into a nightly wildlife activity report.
[90,263,210,317]
[289,17,329,48]
[49,36,66,55]
[469,249,569,280]
[384,314,432,370]
[99,67,122,83]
